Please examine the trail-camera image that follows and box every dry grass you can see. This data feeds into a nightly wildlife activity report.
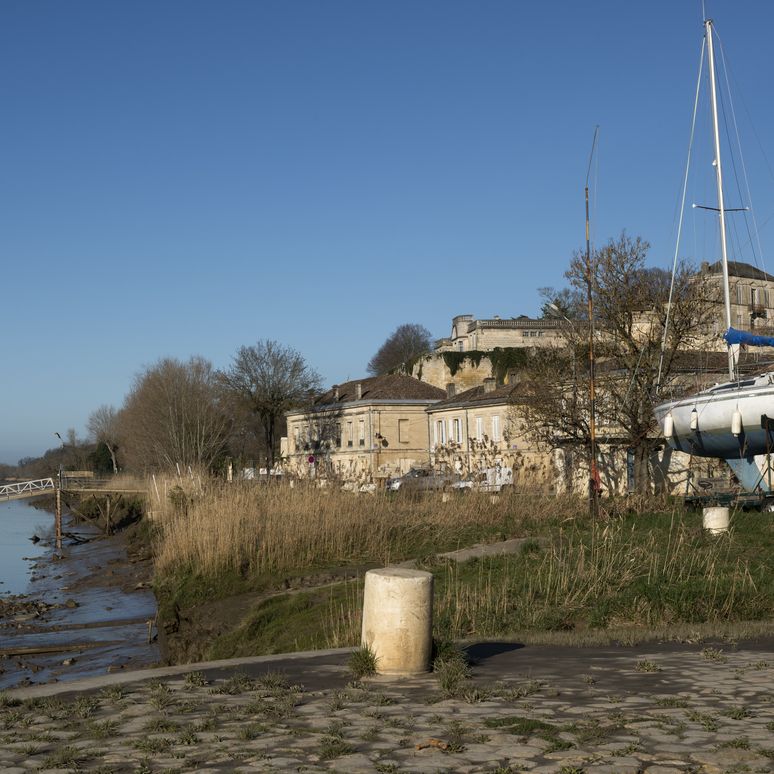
[140,474,771,654]
[148,476,578,577]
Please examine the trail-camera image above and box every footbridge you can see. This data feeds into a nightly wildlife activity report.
[1,475,146,503]
[0,478,56,501]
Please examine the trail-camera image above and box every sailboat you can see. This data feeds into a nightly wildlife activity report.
[653,17,774,495]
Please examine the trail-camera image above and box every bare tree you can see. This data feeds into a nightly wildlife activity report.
[118,356,231,472]
[221,340,322,469]
[367,323,433,375]
[516,232,717,493]
[87,405,121,474]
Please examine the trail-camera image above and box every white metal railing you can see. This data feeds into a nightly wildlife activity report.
[0,477,55,500]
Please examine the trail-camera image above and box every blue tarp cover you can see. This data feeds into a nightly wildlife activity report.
[724,326,774,347]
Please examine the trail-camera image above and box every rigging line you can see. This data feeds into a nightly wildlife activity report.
[716,30,767,273]
[715,47,759,271]
[657,36,705,393]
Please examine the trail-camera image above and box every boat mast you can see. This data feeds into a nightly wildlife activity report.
[705,18,735,380]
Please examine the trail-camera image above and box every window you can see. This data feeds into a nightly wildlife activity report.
[452,417,462,444]
[347,421,353,447]
[358,419,365,446]
[398,418,409,443]
[475,416,484,441]
[492,415,501,442]
[336,424,342,448]
[457,340,464,351]
[436,419,446,445]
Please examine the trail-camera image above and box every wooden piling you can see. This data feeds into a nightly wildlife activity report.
[55,486,62,551]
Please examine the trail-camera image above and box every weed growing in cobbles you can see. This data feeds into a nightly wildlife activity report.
[717,737,751,749]
[635,659,662,672]
[100,685,127,704]
[722,706,755,719]
[655,695,690,707]
[214,672,254,694]
[41,744,94,769]
[143,717,180,733]
[701,647,728,663]
[686,709,719,731]
[87,719,119,739]
[184,670,208,687]
[177,726,199,745]
[348,645,378,679]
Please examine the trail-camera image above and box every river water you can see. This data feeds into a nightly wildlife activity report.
[0,497,160,689]
[0,499,50,595]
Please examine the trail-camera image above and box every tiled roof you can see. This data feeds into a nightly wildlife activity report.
[706,260,774,282]
[314,374,445,405]
[429,382,517,410]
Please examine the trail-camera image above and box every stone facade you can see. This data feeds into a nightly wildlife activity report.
[426,379,556,492]
[704,260,774,339]
[437,314,563,352]
[282,375,445,484]
[409,314,563,390]
[426,378,714,496]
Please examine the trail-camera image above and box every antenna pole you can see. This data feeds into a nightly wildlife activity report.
[705,18,735,379]
[586,126,599,517]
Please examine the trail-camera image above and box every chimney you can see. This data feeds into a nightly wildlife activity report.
[333,385,339,401]
[483,377,496,393]
[355,383,362,400]
[446,383,456,398]
[701,261,710,274]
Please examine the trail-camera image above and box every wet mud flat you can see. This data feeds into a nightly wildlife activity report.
[0,515,160,690]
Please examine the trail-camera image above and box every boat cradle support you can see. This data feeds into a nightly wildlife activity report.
[723,413,774,494]
[724,457,772,494]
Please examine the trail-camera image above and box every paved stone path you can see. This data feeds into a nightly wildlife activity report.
[1,640,772,772]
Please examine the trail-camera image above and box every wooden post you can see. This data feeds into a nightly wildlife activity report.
[55,486,62,552]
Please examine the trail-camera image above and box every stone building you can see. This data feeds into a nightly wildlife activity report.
[410,314,563,390]
[436,314,563,352]
[426,378,555,492]
[282,374,445,483]
[702,260,774,342]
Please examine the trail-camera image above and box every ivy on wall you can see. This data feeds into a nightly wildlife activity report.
[440,348,530,381]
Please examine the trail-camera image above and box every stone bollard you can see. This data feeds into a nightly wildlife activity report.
[703,506,730,535]
[361,568,433,676]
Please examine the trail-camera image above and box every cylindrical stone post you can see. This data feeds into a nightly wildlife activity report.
[361,568,433,676]
[703,506,730,534]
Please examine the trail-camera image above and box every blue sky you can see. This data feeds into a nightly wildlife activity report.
[3,0,774,462]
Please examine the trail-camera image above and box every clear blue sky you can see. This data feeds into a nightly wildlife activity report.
[3,0,774,463]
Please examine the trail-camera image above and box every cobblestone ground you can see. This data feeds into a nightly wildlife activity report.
[0,642,772,772]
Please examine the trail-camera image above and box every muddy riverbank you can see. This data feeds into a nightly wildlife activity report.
[0,509,160,690]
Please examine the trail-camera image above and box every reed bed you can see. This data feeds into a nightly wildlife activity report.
[140,474,771,656]
[148,476,584,579]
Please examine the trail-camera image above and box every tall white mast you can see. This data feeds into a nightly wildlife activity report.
[705,18,735,380]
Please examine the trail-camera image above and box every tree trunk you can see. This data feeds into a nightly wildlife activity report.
[107,443,118,475]
[633,442,652,494]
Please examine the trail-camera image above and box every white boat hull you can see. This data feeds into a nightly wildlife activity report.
[654,374,774,459]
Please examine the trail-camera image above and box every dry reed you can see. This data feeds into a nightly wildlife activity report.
[149,476,556,578]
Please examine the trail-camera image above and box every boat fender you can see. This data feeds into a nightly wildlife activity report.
[664,414,674,438]
[732,410,742,436]
[690,408,699,431]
